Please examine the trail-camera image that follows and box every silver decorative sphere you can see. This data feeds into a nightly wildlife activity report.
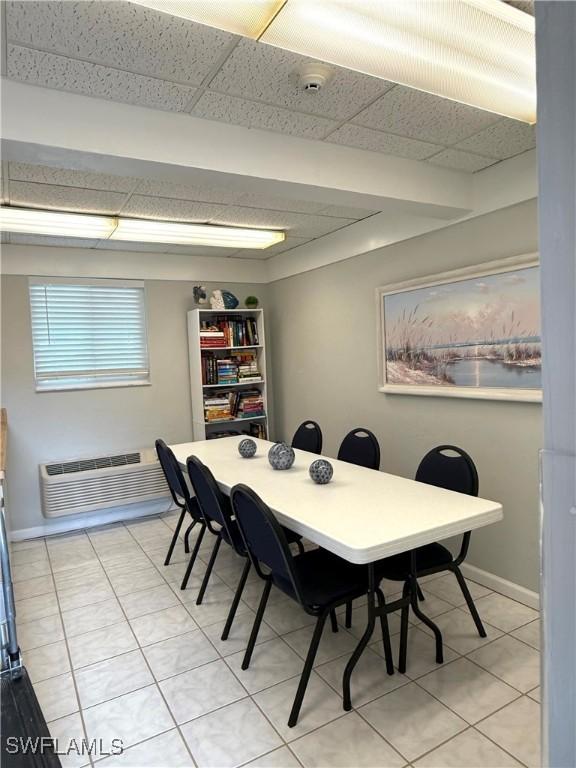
[268,443,295,470]
[309,459,333,484]
[238,438,257,458]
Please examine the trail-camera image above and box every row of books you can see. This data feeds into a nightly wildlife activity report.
[199,317,259,348]
[204,389,265,422]
[201,350,261,385]
[207,422,268,440]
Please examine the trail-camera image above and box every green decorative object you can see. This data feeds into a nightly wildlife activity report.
[245,296,259,309]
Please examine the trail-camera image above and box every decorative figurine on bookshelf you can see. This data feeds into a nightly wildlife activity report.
[209,289,239,310]
[309,459,333,484]
[193,285,208,305]
[245,295,259,309]
[238,438,257,458]
[268,442,295,470]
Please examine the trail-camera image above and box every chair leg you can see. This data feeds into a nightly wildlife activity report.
[344,601,352,628]
[416,582,425,602]
[329,609,338,633]
[196,534,222,605]
[242,580,272,670]
[183,521,196,554]
[398,581,410,674]
[409,577,443,664]
[180,523,206,590]
[453,566,487,638]
[221,559,251,641]
[375,588,394,675]
[296,539,305,555]
[164,508,186,566]
[288,612,328,727]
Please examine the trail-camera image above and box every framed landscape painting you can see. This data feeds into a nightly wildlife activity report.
[378,255,541,402]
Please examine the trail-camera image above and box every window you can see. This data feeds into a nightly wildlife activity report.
[29,279,150,391]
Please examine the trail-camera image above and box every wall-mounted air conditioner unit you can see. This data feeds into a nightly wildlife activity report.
[39,448,169,518]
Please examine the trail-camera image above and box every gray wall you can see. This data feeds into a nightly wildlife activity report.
[1,276,268,534]
[268,200,541,592]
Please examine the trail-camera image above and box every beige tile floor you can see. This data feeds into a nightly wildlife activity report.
[11,513,541,768]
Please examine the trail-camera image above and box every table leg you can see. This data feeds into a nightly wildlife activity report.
[409,553,444,663]
[343,563,376,711]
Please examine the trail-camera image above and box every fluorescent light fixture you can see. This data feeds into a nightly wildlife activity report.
[130,0,287,37]
[110,218,285,248]
[0,206,115,239]
[0,206,285,249]
[133,0,536,123]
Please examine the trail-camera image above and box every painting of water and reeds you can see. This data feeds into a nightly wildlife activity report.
[380,264,541,397]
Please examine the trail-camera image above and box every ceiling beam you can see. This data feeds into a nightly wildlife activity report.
[1,79,472,219]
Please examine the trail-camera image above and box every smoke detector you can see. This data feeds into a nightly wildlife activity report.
[297,63,334,92]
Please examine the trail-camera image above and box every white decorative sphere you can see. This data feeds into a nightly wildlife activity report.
[309,459,333,484]
[268,443,295,470]
[238,438,257,458]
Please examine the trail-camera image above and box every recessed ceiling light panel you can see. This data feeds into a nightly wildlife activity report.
[0,206,285,249]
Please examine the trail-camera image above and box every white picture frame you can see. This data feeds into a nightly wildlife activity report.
[377,253,542,402]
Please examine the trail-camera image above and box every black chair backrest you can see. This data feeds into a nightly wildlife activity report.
[186,456,242,550]
[337,428,380,470]
[231,484,304,603]
[415,445,479,496]
[292,420,323,454]
[155,439,193,510]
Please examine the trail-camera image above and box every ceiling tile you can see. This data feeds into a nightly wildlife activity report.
[230,191,327,215]
[7,233,100,248]
[354,85,501,145]
[7,45,195,112]
[9,181,127,214]
[210,206,354,238]
[326,123,439,160]
[159,245,243,257]
[317,204,378,219]
[5,1,236,85]
[193,91,337,140]
[9,162,135,193]
[230,236,311,260]
[456,120,536,159]
[133,179,239,205]
[209,38,392,120]
[426,149,498,172]
[94,240,235,257]
[122,195,226,222]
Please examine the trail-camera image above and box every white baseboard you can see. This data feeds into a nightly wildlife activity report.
[9,498,176,541]
[461,563,540,610]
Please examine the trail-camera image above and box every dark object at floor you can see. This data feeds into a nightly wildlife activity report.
[1,668,61,768]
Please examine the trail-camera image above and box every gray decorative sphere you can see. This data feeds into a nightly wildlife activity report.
[309,459,333,484]
[268,442,295,470]
[238,438,257,458]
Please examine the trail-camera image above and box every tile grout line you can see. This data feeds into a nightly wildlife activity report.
[88,521,201,768]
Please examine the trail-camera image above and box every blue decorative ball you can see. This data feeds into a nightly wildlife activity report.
[268,443,295,470]
[238,438,257,458]
[309,459,333,484]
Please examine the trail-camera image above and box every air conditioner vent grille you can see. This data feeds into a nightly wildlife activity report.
[46,452,141,476]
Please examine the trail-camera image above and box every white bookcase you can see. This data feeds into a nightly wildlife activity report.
[187,309,268,441]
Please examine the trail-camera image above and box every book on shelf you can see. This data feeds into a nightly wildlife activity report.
[201,349,261,386]
[199,317,259,347]
[203,388,265,422]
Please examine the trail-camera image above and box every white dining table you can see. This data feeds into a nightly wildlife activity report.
[170,435,503,708]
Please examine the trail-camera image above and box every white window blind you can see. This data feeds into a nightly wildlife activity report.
[29,280,150,391]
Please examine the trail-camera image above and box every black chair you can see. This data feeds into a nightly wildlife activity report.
[376,445,486,672]
[186,456,305,609]
[155,440,206,580]
[337,428,380,470]
[337,428,381,627]
[231,483,384,727]
[291,420,323,454]
[186,456,250,637]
